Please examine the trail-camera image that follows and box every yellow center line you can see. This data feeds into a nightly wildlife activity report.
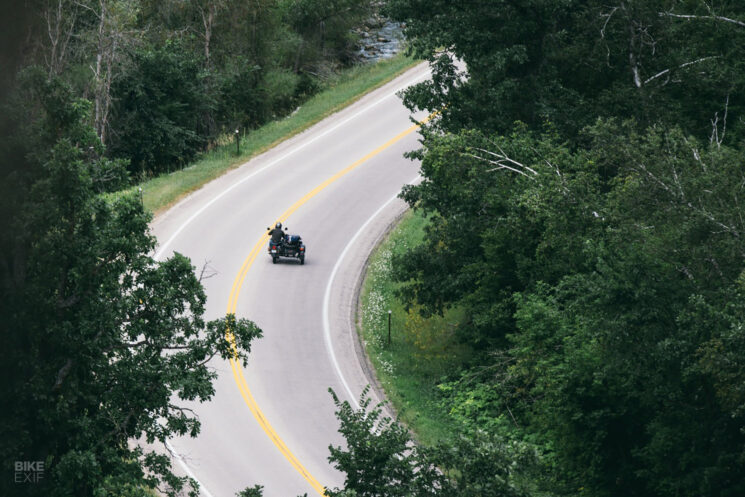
[225,115,431,496]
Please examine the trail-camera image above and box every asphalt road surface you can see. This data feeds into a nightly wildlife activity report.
[150,62,430,497]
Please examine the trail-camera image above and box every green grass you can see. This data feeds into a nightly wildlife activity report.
[131,54,420,214]
[358,210,472,447]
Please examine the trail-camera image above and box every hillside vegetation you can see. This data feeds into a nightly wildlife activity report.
[326,2,745,497]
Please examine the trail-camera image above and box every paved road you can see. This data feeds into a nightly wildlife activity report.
[150,63,430,497]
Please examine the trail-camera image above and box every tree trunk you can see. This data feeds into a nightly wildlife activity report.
[93,0,105,142]
[201,4,214,68]
[44,0,78,77]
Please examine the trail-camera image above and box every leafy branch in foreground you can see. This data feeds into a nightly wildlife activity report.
[326,387,531,497]
[0,70,262,497]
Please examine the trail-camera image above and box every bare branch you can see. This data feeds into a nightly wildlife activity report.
[698,205,740,237]
[53,358,74,390]
[475,144,539,175]
[168,404,198,418]
[600,6,619,39]
[671,163,685,200]
[643,56,719,86]
[198,260,218,282]
[628,19,643,88]
[43,0,79,76]
[72,0,99,18]
[633,161,674,195]
[710,94,729,147]
[463,153,532,177]
[505,402,519,428]
[660,11,745,28]
[195,350,218,368]
[722,93,730,144]
[711,112,720,145]
[631,61,642,87]
[678,265,695,280]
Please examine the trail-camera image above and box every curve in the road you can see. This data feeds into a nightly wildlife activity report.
[151,62,431,497]
[224,116,431,495]
[320,178,419,411]
[152,74,429,263]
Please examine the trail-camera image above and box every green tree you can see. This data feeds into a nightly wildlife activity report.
[392,120,745,496]
[327,388,531,497]
[387,0,745,143]
[326,387,439,497]
[108,40,211,175]
[280,0,374,71]
[0,71,261,497]
[13,0,380,180]
[394,127,589,347]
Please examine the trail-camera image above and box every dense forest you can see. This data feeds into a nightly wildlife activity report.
[2,0,377,181]
[324,1,745,497]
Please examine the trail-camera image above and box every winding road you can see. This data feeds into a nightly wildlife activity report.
[150,62,430,497]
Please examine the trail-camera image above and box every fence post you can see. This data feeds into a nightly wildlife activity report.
[387,310,392,346]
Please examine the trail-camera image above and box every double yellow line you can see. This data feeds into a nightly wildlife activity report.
[224,117,430,495]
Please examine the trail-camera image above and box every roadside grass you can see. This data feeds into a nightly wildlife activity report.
[131,53,419,214]
[359,210,472,447]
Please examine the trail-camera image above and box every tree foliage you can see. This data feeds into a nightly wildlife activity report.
[108,40,210,173]
[11,0,376,176]
[387,0,745,143]
[0,71,262,497]
[327,388,530,497]
[389,122,745,496]
[375,2,745,496]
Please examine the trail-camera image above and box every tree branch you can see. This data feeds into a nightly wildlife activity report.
[643,56,719,86]
[660,11,745,28]
[53,358,73,390]
[469,144,539,175]
[463,153,533,178]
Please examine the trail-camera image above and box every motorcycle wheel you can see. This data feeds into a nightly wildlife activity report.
[299,255,305,265]
[272,256,278,264]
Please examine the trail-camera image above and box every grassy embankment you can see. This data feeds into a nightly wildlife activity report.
[133,53,419,214]
[359,209,472,447]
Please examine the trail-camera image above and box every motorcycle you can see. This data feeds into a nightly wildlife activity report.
[267,228,306,265]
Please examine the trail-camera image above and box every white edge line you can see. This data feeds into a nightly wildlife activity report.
[322,175,422,410]
[164,440,215,497]
[154,67,430,261]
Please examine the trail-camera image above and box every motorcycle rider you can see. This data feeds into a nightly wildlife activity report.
[268,222,286,246]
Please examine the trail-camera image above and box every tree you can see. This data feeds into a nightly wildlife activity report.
[40,0,80,77]
[381,3,745,493]
[394,121,745,496]
[326,387,438,497]
[280,0,375,71]
[393,127,587,347]
[0,71,261,497]
[386,0,745,144]
[327,388,531,497]
[108,40,211,175]
[77,0,142,145]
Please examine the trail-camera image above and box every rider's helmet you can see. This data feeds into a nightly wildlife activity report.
[275,222,282,229]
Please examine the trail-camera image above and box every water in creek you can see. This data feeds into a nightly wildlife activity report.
[355,18,405,62]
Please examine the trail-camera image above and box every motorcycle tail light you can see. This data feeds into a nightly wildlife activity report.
[272,245,276,250]
[300,246,304,251]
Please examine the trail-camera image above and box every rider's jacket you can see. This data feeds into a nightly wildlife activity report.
[268,227,284,243]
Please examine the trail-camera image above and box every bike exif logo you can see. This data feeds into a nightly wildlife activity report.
[14,461,44,483]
